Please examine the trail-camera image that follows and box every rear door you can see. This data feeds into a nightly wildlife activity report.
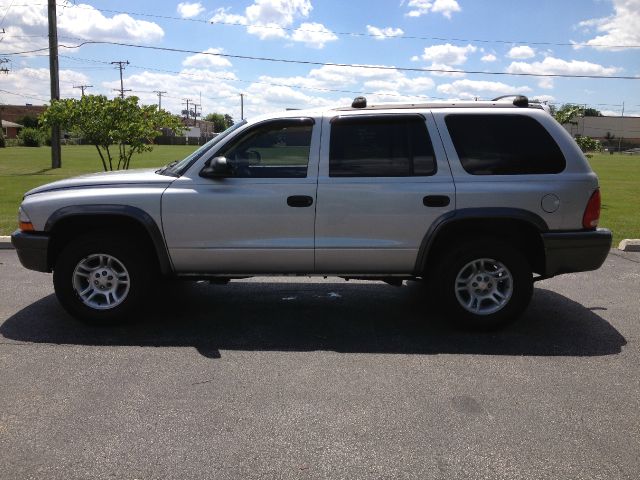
[314,112,455,274]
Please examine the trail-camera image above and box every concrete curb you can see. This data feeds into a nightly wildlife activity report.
[0,236,13,249]
[618,239,640,252]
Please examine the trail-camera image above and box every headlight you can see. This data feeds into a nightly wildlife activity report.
[18,206,34,232]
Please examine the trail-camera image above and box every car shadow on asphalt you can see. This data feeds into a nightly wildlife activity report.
[0,281,627,359]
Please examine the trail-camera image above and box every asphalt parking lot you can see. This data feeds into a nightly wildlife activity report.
[0,249,639,480]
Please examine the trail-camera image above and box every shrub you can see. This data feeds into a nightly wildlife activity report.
[574,135,603,153]
[0,129,5,148]
[18,127,43,147]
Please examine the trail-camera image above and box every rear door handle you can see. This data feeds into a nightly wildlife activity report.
[287,195,314,207]
[423,195,450,207]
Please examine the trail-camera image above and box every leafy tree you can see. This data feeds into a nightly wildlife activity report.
[583,107,602,117]
[554,104,583,125]
[574,135,603,153]
[18,115,39,128]
[203,112,234,132]
[18,127,44,147]
[41,95,185,171]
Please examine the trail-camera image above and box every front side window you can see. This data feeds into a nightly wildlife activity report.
[218,118,313,178]
[329,115,436,177]
[445,114,566,175]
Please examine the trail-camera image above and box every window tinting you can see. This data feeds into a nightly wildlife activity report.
[445,114,566,175]
[219,119,313,178]
[329,116,436,177]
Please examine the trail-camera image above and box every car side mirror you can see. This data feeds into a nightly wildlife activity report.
[201,156,232,178]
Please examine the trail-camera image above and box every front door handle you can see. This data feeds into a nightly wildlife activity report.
[423,195,450,207]
[287,195,314,207]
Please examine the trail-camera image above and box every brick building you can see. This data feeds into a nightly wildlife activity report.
[0,104,47,124]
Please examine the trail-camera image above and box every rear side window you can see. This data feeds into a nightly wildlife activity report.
[329,115,436,177]
[445,114,566,175]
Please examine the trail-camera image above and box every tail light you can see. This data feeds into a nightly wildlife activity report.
[582,189,601,229]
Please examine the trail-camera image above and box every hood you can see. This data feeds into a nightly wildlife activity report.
[24,168,175,196]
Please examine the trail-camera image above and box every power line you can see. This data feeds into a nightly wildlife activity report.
[5,40,636,81]
[57,54,444,101]
[0,87,49,102]
[2,2,638,49]
[0,0,14,29]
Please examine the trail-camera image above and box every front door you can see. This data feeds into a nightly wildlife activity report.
[162,118,319,274]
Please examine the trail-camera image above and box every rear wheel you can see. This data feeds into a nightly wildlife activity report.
[53,233,153,324]
[433,239,533,329]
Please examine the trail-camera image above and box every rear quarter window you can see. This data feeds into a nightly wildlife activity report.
[445,114,566,175]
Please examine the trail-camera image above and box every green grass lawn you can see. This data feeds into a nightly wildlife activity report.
[0,145,198,234]
[1,147,638,244]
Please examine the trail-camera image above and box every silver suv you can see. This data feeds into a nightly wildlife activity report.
[12,96,612,328]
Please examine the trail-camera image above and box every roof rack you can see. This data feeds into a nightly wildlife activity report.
[335,95,543,112]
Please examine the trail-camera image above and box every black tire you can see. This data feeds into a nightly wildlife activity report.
[433,238,533,329]
[53,232,154,325]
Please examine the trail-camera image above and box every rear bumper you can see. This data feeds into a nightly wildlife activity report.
[11,230,51,273]
[542,228,612,277]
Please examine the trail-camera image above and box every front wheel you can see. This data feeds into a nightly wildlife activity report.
[53,233,153,324]
[434,239,533,329]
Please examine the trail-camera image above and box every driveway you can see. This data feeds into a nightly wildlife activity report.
[0,249,638,479]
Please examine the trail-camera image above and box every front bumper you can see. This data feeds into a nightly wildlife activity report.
[542,228,612,277]
[11,230,51,273]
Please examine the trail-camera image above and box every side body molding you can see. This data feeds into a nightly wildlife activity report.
[414,207,549,273]
[45,204,174,275]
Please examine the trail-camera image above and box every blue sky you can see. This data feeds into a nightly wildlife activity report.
[1,0,639,121]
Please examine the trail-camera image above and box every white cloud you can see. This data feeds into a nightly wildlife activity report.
[101,68,242,118]
[426,63,466,78]
[431,0,462,18]
[209,0,336,47]
[506,57,621,77]
[577,0,640,50]
[481,54,497,62]
[366,25,405,40]
[507,46,536,59]
[182,48,233,68]
[537,77,554,89]
[437,79,532,99]
[530,95,555,104]
[0,2,163,52]
[210,8,249,25]
[177,2,206,19]
[0,67,90,103]
[291,23,338,48]
[419,43,477,65]
[245,0,312,25]
[404,0,461,18]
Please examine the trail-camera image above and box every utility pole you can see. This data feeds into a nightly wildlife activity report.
[112,88,131,98]
[182,98,192,124]
[48,0,61,169]
[73,84,93,97]
[240,93,244,120]
[0,58,9,74]
[111,60,129,99]
[193,104,200,126]
[618,102,625,153]
[154,90,167,110]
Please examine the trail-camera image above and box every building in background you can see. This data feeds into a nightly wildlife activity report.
[562,116,640,149]
[1,119,23,139]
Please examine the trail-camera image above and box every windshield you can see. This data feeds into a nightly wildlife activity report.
[162,120,247,176]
